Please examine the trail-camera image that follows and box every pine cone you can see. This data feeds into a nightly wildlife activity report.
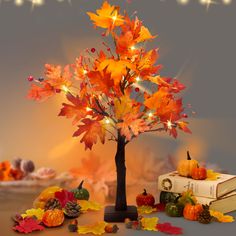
[44,198,62,211]
[64,201,81,218]
[198,205,212,224]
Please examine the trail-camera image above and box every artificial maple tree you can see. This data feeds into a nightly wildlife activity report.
[27,1,191,220]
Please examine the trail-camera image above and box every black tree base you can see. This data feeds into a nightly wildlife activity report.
[104,205,138,222]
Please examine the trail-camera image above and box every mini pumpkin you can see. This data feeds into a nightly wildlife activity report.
[160,191,181,204]
[71,180,90,200]
[42,209,64,227]
[183,203,203,221]
[165,202,184,217]
[136,189,155,207]
[191,166,207,180]
[177,151,198,177]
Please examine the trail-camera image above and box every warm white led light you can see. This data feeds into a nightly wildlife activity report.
[135,77,141,82]
[167,120,173,129]
[86,107,92,112]
[222,0,232,5]
[177,0,189,5]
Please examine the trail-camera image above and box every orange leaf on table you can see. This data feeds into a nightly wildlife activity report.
[78,221,108,235]
[206,169,220,181]
[87,1,124,32]
[210,210,234,223]
[73,118,105,150]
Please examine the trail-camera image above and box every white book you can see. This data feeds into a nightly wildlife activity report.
[158,171,236,199]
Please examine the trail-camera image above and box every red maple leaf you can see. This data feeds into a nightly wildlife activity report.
[13,217,44,234]
[54,189,75,208]
[156,223,183,235]
[73,118,105,150]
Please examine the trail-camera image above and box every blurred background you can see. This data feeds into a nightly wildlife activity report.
[0,0,236,203]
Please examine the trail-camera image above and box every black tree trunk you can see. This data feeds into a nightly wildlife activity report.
[115,132,127,211]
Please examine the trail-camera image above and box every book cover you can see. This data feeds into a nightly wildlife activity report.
[158,171,236,198]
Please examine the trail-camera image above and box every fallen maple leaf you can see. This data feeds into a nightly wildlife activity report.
[78,200,103,212]
[78,221,108,235]
[13,217,44,234]
[155,203,166,212]
[54,189,75,208]
[206,169,220,181]
[137,206,156,214]
[21,208,45,221]
[210,210,234,223]
[156,222,183,235]
[141,217,158,231]
[73,118,105,150]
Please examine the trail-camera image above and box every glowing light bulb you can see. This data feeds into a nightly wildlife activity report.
[15,0,24,6]
[130,46,136,51]
[167,120,173,130]
[61,85,69,93]
[86,107,92,112]
[222,0,231,4]
[112,15,117,22]
[177,0,189,5]
[83,69,87,75]
[148,112,153,118]
[105,119,110,124]
[135,76,141,82]
[31,0,44,6]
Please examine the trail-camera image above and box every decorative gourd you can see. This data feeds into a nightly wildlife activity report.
[42,209,64,227]
[136,189,155,207]
[191,166,207,180]
[71,180,90,200]
[183,203,203,221]
[159,191,181,204]
[177,151,198,177]
[165,202,184,217]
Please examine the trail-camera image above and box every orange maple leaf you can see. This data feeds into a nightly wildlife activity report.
[87,70,114,95]
[27,82,55,101]
[59,93,90,125]
[45,64,72,89]
[73,118,105,150]
[87,1,124,31]
[117,113,150,141]
[98,59,135,85]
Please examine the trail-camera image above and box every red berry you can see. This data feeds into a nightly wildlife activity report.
[55,89,61,93]
[107,48,111,51]
[110,101,114,106]
[182,113,188,118]
[27,76,34,82]
[135,87,140,92]
[91,48,96,53]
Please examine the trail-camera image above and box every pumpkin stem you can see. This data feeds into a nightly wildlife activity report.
[143,189,147,195]
[187,151,191,160]
[78,180,84,189]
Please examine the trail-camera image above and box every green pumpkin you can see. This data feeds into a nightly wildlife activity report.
[71,180,90,200]
[160,191,181,204]
[165,202,184,217]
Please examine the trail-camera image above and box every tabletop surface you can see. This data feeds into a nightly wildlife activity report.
[1,191,236,236]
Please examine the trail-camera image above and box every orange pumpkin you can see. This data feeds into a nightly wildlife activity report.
[42,209,64,227]
[191,166,207,180]
[177,151,198,177]
[183,203,203,221]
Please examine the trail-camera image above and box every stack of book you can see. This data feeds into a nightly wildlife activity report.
[158,171,236,213]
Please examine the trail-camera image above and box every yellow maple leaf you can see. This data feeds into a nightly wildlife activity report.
[141,217,159,231]
[21,208,45,220]
[136,26,156,43]
[114,95,133,120]
[137,206,156,214]
[210,210,234,223]
[78,221,108,235]
[87,1,124,31]
[78,200,103,212]
[206,169,220,181]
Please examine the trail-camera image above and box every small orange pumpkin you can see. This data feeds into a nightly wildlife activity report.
[42,209,64,227]
[191,166,207,180]
[177,151,198,177]
[183,203,203,221]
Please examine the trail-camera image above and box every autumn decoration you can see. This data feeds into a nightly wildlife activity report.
[26,0,191,221]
